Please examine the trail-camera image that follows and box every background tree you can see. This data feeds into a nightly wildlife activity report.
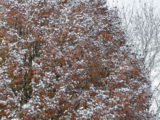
[109,1,160,119]
[0,0,151,119]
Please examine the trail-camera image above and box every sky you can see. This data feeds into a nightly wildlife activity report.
[107,0,160,13]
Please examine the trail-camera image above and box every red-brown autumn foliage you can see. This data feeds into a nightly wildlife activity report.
[0,0,151,119]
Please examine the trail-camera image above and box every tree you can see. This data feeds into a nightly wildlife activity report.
[0,0,151,119]
[113,1,160,119]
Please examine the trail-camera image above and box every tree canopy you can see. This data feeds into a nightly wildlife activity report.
[0,0,151,119]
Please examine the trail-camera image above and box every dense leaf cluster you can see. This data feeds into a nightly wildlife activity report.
[0,0,150,119]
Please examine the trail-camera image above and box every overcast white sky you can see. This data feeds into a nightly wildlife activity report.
[107,0,160,12]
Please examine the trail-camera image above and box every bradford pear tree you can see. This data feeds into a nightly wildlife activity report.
[0,0,151,119]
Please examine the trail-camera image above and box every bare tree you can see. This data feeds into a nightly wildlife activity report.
[114,0,160,119]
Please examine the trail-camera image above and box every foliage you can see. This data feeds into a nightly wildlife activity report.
[0,0,151,119]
